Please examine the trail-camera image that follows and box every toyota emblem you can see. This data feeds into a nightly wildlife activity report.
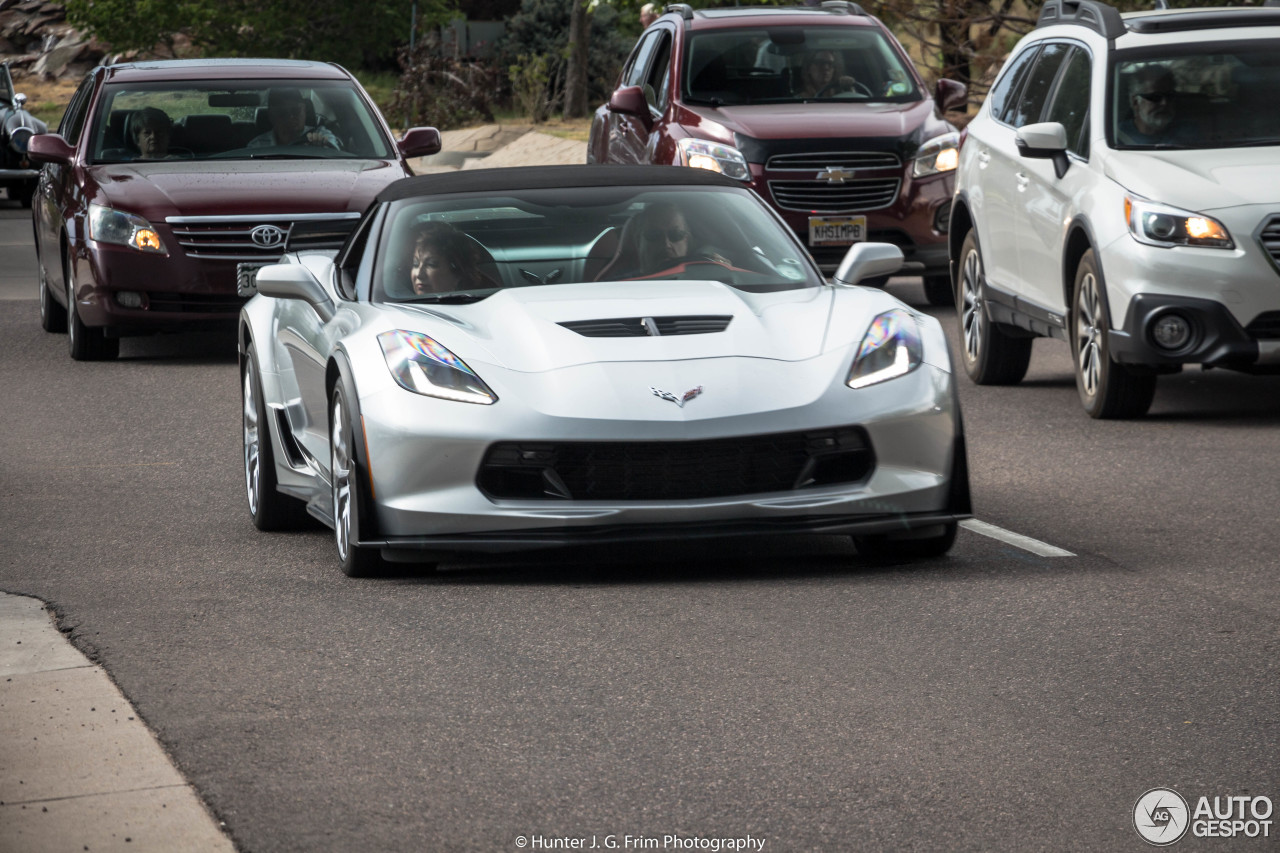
[250,224,287,249]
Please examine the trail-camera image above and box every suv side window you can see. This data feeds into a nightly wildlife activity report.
[644,31,674,112]
[1008,42,1072,128]
[623,31,661,90]
[989,45,1041,125]
[1044,47,1092,157]
[59,74,95,145]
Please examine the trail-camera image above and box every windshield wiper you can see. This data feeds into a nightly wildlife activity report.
[247,152,333,159]
[404,291,492,304]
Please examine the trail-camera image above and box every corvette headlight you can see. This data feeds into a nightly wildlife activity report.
[89,203,165,253]
[912,132,960,178]
[377,330,497,405]
[1125,196,1233,249]
[677,138,751,182]
[847,309,922,389]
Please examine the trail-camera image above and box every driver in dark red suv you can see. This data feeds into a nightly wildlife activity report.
[589,1,967,305]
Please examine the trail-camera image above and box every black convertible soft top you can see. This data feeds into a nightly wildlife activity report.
[376,164,745,203]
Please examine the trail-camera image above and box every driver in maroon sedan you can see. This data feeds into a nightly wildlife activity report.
[248,87,341,149]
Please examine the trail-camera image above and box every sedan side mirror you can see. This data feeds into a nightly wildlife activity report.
[255,263,335,322]
[935,79,968,114]
[26,133,74,166]
[1015,121,1070,178]
[398,127,442,159]
[832,242,904,287]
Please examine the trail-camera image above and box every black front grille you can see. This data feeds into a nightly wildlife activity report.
[1246,311,1280,340]
[768,178,900,213]
[559,315,733,337]
[477,427,875,501]
[143,292,248,314]
[766,151,901,171]
[1258,215,1280,271]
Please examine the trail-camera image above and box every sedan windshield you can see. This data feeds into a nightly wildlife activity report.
[1111,41,1280,149]
[374,186,823,303]
[89,79,394,162]
[684,26,920,105]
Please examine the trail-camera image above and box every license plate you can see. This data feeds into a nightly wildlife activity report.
[808,216,867,247]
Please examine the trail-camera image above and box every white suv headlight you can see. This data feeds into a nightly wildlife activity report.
[847,309,923,389]
[677,138,751,181]
[912,132,960,178]
[88,203,166,253]
[378,330,497,405]
[1125,196,1233,249]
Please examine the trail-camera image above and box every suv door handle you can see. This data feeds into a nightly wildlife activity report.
[977,150,990,168]
[1016,172,1030,190]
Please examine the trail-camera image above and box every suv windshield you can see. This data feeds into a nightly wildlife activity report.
[89,79,394,162]
[685,26,920,105]
[374,186,823,303]
[1111,41,1280,149]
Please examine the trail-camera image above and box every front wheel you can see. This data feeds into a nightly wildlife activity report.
[853,522,958,560]
[1071,250,1156,419]
[65,244,118,361]
[330,381,383,578]
[243,343,308,530]
[39,259,66,333]
[956,229,1030,385]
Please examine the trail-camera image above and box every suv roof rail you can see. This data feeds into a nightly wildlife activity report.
[663,3,694,20]
[1127,7,1280,32]
[819,1,869,14]
[1037,0,1127,39]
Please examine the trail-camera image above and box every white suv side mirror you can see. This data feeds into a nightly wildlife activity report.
[1016,121,1071,178]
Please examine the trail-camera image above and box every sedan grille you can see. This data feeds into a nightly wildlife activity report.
[477,428,875,501]
[766,151,901,171]
[166,213,360,261]
[768,179,900,213]
[1259,215,1280,272]
[559,315,733,337]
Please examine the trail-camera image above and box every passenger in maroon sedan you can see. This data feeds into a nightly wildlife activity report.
[248,87,341,149]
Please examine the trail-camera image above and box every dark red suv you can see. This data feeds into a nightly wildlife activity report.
[28,59,441,360]
[589,2,966,304]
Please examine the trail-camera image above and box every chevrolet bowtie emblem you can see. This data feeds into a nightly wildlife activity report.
[651,386,703,408]
[817,167,855,184]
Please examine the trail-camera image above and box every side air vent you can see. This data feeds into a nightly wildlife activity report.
[559,315,732,337]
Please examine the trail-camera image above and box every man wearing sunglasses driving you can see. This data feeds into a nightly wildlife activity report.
[626,202,731,278]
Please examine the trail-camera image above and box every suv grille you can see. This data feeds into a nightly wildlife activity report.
[166,213,360,261]
[768,179,900,213]
[1245,311,1280,340]
[477,428,875,501]
[559,316,732,337]
[766,151,901,171]
[1258,215,1280,272]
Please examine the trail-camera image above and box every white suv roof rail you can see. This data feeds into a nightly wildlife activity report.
[1036,0,1126,39]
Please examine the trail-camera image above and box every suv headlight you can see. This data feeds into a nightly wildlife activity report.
[677,138,751,182]
[912,132,960,178]
[1125,196,1233,249]
[847,309,922,389]
[378,330,497,405]
[88,203,166,253]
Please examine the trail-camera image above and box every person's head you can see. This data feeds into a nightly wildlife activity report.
[640,3,657,28]
[131,107,172,159]
[410,222,478,295]
[801,50,839,94]
[637,202,691,269]
[1130,66,1177,135]
[266,88,308,142]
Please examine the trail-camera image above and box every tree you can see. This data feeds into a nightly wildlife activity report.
[562,0,591,118]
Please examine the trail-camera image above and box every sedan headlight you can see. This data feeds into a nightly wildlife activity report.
[912,132,960,178]
[847,309,922,389]
[677,138,751,182]
[88,203,166,253]
[1124,196,1233,249]
[378,330,497,405]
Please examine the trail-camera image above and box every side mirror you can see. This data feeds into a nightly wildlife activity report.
[398,127,442,159]
[831,242,904,287]
[255,263,335,322]
[1016,121,1070,178]
[26,133,74,166]
[608,86,652,128]
[935,79,968,114]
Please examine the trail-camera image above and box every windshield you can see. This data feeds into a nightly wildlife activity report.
[1111,42,1280,149]
[89,79,395,162]
[373,186,823,303]
[684,26,920,106]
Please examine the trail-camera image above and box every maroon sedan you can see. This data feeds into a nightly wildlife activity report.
[29,59,441,360]
[589,2,967,305]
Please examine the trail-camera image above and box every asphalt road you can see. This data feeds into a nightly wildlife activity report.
[2,200,1277,852]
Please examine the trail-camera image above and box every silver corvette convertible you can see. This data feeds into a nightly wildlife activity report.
[239,165,971,575]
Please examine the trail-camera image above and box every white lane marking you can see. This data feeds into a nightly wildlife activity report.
[960,519,1075,557]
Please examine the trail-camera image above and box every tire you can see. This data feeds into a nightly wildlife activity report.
[242,343,308,531]
[1071,250,1156,419]
[853,522,958,560]
[39,258,66,333]
[956,229,1031,385]
[922,274,954,306]
[64,244,119,361]
[330,377,383,578]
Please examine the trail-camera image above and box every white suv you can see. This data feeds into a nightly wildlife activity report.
[950,0,1280,418]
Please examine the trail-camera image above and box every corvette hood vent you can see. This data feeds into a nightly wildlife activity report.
[558,315,733,337]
